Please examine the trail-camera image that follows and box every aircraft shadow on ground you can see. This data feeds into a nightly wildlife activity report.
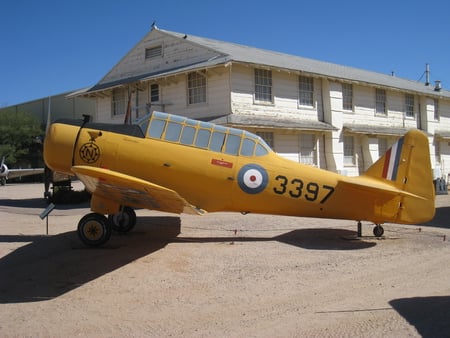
[389,296,450,337]
[0,217,374,304]
[0,198,89,210]
[176,228,376,251]
[0,216,181,304]
[419,206,450,229]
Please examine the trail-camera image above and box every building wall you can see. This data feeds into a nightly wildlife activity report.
[0,93,94,126]
[94,61,450,179]
[87,29,450,180]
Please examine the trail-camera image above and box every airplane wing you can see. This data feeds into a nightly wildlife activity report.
[71,165,206,215]
[7,168,45,179]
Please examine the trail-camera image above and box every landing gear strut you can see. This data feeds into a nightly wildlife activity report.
[108,206,136,233]
[356,222,384,238]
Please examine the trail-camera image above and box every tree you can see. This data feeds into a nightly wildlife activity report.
[0,110,44,167]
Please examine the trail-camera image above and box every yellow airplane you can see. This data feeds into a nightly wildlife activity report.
[44,111,435,246]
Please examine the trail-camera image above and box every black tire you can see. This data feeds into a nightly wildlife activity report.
[108,207,136,233]
[373,224,384,237]
[78,213,112,247]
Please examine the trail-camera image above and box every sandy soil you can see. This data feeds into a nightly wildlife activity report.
[0,182,449,337]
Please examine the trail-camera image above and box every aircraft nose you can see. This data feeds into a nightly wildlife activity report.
[44,122,78,175]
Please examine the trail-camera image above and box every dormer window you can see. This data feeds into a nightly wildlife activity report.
[145,45,162,59]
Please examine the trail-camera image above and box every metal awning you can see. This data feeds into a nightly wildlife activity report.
[208,114,337,132]
[435,130,450,139]
[343,124,414,136]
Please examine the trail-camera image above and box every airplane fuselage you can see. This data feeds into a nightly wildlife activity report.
[44,112,430,225]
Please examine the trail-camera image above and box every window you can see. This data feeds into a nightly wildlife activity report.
[187,71,207,104]
[256,132,274,148]
[194,129,211,148]
[435,140,441,164]
[164,122,182,142]
[240,138,256,156]
[210,131,226,152]
[150,84,159,102]
[112,88,127,116]
[145,45,162,59]
[375,89,386,115]
[405,94,415,118]
[224,134,241,155]
[344,136,355,165]
[148,118,166,139]
[300,134,316,165]
[254,69,272,103]
[378,138,388,158]
[434,99,439,120]
[342,83,353,111]
[299,76,314,106]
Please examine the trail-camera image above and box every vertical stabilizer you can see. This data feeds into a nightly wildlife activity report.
[364,130,435,223]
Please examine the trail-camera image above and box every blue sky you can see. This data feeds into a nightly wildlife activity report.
[1,0,449,107]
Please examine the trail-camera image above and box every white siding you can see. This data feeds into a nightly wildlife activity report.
[87,29,450,181]
[230,64,322,122]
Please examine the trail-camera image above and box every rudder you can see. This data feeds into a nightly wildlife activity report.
[364,130,435,223]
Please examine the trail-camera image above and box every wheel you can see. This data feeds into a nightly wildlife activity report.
[108,206,136,233]
[77,213,112,247]
[0,178,5,186]
[373,224,384,237]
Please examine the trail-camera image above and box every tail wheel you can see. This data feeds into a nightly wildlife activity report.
[108,206,136,233]
[78,213,112,247]
[373,224,384,237]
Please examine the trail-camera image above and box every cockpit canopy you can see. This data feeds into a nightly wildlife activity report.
[135,111,272,157]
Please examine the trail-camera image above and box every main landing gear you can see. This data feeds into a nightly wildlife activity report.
[77,207,137,247]
[356,221,385,238]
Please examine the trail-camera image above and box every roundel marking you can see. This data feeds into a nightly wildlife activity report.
[79,142,101,164]
[237,164,268,194]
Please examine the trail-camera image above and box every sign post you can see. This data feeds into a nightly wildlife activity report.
[39,203,55,235]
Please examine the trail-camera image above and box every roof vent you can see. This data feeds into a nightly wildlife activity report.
[435,80,442,91]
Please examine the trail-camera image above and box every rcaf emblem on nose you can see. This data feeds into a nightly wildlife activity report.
[80,142,100,163]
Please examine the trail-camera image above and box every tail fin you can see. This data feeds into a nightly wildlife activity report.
[364,129,435,223]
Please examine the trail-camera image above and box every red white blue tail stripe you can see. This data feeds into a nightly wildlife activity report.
[382,137,404,181]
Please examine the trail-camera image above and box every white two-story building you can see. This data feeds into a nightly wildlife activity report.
[74,26,450,179]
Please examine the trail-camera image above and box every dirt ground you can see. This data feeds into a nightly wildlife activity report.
[0,182,449,337]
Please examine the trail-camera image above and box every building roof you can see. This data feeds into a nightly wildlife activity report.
[83,27,449,99]
[158,29,449,98]
[208,114,337,132]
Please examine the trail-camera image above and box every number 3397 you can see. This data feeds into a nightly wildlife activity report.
[273,175,334,204]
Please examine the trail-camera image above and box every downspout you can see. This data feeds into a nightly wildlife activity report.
[320,78,328,169]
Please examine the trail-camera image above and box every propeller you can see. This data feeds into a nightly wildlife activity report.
[0,156,8,175]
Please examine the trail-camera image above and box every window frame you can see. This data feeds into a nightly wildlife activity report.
[299,76,314,107]
[343,135,355,166]
[405,93,415,118]
[112,87,127,116]
[299,133,317,165]
[187,71,207,105]
[342,83,353,111]
[254,68,273,104]
[150,83,160,103]
[375,88,387,116]
[434,98,440,121]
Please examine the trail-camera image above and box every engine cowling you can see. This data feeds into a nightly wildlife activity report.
[0,163,8,177]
